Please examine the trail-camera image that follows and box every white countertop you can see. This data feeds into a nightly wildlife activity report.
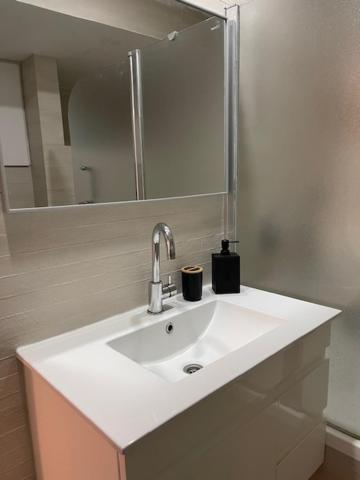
[17,286,340,452]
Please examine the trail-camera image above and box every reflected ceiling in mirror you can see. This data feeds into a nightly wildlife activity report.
[0,0,226,209]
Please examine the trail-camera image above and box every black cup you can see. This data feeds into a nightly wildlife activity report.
[181,266,203,302]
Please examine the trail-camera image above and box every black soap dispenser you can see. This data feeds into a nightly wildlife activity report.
[212,239,240,294]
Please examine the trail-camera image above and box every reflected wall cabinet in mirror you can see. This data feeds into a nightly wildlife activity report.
[0,0,232,210]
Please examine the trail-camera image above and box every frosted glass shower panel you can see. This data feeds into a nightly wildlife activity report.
[69,62,137,204]
[141,17,226,199]
[238,0,360,437]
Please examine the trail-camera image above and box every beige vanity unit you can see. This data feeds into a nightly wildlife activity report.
[18,286,340,480]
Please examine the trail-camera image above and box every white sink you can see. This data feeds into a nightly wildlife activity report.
[17,286,340,451]
[108,299,285,382]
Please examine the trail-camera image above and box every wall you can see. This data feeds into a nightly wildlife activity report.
[238,0,360,438]
[22,55,76,207]
[177,0,229,15]
[4,167,34,209]
[0,191,224,479]
[0,2,228,478]
[0,62,31,167]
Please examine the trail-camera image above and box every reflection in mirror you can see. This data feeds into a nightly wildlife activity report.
[69,62,136,204]
[0,0,226,209]
[141,17,226,199]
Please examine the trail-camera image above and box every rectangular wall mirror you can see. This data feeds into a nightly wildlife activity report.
[0,0,227,210]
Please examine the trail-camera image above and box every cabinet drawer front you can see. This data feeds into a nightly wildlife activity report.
[276,359,329,460]
[277,423,325,480]
[241,324,331,395]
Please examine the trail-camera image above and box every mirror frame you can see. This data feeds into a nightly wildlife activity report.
[0,0,239,243]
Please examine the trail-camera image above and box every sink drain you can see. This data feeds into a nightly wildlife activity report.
[183,363,203,375]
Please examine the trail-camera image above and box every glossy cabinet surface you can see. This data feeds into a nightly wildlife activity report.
[24,369,119,480]
[24,323,331,480]
[277,424,326,480]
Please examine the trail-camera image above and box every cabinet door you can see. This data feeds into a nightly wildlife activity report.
[155,404,278,480]
[276,360,329,460]
[25,369,120,480]
[277,424,325,480]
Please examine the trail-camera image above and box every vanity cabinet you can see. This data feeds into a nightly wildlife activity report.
[23,323,330,480]
[24,369,120,480]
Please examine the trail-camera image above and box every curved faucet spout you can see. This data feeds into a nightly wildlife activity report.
[149,223,177,313]
[151,223,176,283]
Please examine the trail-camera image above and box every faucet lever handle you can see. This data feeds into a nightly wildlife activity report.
[162,274,177,299]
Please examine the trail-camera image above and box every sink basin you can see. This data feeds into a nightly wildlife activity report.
[108,299,285,382]
[17,286,340,450]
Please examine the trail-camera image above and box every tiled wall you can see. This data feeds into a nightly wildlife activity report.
[0,192,225,479]
[4,168,34,210]
[0,4,227,478]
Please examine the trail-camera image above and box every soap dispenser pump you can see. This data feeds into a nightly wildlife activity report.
[212,239,240,294]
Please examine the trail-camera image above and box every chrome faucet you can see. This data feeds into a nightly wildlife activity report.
[148,223,177,314]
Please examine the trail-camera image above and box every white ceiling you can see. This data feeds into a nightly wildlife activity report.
[17,0,208,40]
[0,0,155,90]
